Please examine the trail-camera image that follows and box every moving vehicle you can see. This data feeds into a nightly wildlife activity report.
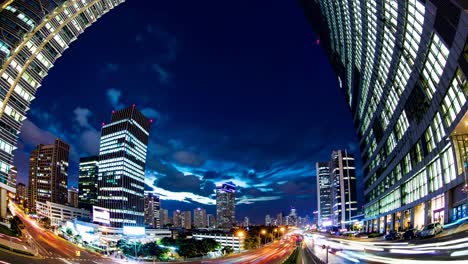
[420,223,443,238]
[384,230,401,240]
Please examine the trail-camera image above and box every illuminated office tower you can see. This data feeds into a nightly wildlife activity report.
[216,182,236,228]
[68,187,79,208]
[207,214,216,228]
[28,139,70,213]
[97,106,151,228]
[154,196,161,228]
[144,192,156,227]
[0,0,125,219]
[78,156,99,210]
[330,150,357,228]
[301,0,468,232]
[160,209,169,227]
[194,208,207,228]
[316,161,332,226]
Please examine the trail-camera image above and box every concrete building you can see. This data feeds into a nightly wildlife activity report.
[265,214,271,226]
[78,156,99,211]
[173,210,191,229]
[301,0,468,233]
[193,208,207,228]
[144,192,156,227]
[160,209,169,227]
[36,201,90,226]
[28,139,70,213]
[243,216,249,227]
[193,232,245,252]
[207,214,216,228]
[216,182,236,228]
[15,182,26,202]
[277,212,284,226]
[68,187,79,208]
[97,106,151,227]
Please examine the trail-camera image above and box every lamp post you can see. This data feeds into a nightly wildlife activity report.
[273,228,278,240]
[261,229,267,245]
[236,231,244,253]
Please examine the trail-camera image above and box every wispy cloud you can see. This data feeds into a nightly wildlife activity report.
[106,88,125,109]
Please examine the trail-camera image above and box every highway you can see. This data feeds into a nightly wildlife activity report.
[301,232,468,263]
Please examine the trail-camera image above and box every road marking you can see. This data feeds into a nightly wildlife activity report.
[0,260,11,264]
[59,259,74,264]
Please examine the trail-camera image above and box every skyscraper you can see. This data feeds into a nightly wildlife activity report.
[288,207,297,226]
[144,192,156,227]
[173,210,191,229]
[154,196,161,228]
[78,156,99,211]
[8,167,17,186]
[216,182,236,228]
[265,214,271,226]
[193,208,207,228]
[68,187,79,208]
[97,106,151,227]
[316,161,332,226]
[301,0,468,232]
[160,209,169,227]
[207,214,216,228]
[28,139,69,213]
[0,0,124,220]
[243,216,250,227]
[16,182,26,203]
[331,150,357,229]
[277,212,284,226]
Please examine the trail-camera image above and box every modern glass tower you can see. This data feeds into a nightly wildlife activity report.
[0,0,124,219]
[216,182,236,228]
[302,0,468,233]
[316,161,332,226]
[78,155,99,210]
[97,106,151,228]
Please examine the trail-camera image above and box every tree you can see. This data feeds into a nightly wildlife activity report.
[66,227,73,236]
[160,237,177,247]
[141,242,168,259]
[222,246,234,255]
[244,234,260,249]
[9,216,24,235]
[200,238,220,253]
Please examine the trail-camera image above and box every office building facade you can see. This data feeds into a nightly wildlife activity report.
[78,156,99,210]
[160,209,169,227]
[144,192,160,228]
[316,161,332,226]
[97,106,151,227]
[194,208,207,228]
[216,182,236,228]
[301,0,468,233]
[68,187,79,208]
[207,214,216,228]
[0,0,125,219]
[28,139,69,213]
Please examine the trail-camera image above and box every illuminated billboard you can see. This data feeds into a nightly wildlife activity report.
[93,206,110,225]
[123,226,145,236]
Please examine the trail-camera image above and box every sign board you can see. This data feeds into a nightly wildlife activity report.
[93,206,110,225]
[123,226,145,236]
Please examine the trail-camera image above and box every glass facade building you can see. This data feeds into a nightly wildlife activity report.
[302,0,468,233]
[97,106,151,228]
[216,182,236,228]
[316,161,332,226]
[0,0,124,218]
[78,155,99,210]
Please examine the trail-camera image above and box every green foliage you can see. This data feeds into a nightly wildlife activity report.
[160,237,177,247]
[222,246,234,255]
[116,239,168,259]
[65,227,73,236]
[177,238,221,258]
[243,234,260,249]
[38,217,51,229]
[0,224,17,237]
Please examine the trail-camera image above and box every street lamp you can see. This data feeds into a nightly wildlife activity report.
[236,231,244,253]
[260,229,267,245]
[273,228,278,240]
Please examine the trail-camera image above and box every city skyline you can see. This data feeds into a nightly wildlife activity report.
[9,0,362,223]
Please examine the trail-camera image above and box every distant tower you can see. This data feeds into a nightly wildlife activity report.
[243,216,250,227]
[194,208,207,228]
[28,139,70,213]
[207,214,216,228]
[265,214,271,226]
[78,156,99,211]
[97,106,151,227]
[144,192,156,227]
[216,182,236,228]
[316,161,332,226]
[68,187,79,208]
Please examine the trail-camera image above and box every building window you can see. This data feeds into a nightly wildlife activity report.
[441,69,467,128]
[420,33,449,99]
[441,146,457,184]
[427,158,442,192]
[451,204,467,222]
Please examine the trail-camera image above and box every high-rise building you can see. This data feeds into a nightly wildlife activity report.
[193,208,207,228]
[160,209,169,227]
[265,214,271,226]
[207,214,216,228]
[68,187,79,208]
[8,167,17,186]
[173,210,191,229]
[243,216,250,227]
[316,162,332,226]
[144,192,156,227]
[288,207,297,226]
[78,156,99,211]
[331,150,357,229]
[16,182,26,202]
[277,212,284,226]
[154,196,161,228]
[216,182,236,228]
[28,139,69,213]
[97,106,151,227]
[301,0,468,232]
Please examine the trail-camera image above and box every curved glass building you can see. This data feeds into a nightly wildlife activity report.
[0,0,125,218]
[302,0,468,233]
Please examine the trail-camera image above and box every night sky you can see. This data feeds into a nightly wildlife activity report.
[13,0,362,224]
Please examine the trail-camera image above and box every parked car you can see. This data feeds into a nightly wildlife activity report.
[385,230,402,240]
[420,223,443,238]
[402,229,419,240]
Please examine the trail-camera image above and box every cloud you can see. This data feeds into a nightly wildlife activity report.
[236,195,282,205]
[172,151,204,167]
[106,88,124,109]
[141,107,162,119]
[79,129,100,155]
[73,107,92,128]
[152,64,171,83]
[20,119,58,146]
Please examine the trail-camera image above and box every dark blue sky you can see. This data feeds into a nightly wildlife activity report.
[13,0,362,223]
